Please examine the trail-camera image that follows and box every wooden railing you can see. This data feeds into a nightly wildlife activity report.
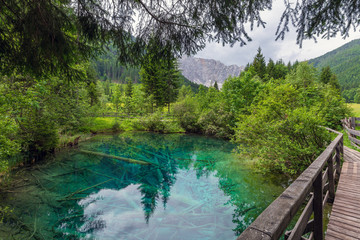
[343,117,360,149]
[237,129,343,240]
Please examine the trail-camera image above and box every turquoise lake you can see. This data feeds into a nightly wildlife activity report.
[0,132,289,239]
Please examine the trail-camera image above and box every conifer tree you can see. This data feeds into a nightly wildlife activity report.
[125,77,133,98]
[140,47,180,111]
[320,67,340,90]
[214,81,219,90]
[266,59,275,79]
[320,67,333,85]
[252,47,267,80]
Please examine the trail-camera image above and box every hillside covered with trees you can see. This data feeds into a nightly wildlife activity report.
[309,39,360,102]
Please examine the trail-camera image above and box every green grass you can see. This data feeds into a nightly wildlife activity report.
[348,103,360,117]
[79,116,184,134]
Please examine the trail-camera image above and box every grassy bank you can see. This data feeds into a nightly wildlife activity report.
[57,116,185,149]
[348,103,360,116]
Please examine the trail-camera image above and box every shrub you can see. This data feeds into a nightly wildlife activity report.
[235,83,332,176]
[140,111,166,132]
[173,96,201,133]
[112,122,122,132]
[197,107,234,139]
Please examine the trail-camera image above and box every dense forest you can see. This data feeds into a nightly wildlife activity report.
[92,45,202,93]
[309,39,360,102]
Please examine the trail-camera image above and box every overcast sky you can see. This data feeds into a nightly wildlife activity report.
[195,0,360,67]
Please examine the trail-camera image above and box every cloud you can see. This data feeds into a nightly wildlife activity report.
[195,0,360,66]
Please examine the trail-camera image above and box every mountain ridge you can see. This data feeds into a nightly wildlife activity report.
[179,57,243,88]
[308,39,360,91]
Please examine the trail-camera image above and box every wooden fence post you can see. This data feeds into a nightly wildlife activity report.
[327,157,335,203]
[313,173,323,240]
[335,143,341,176]
[351,117,356,130]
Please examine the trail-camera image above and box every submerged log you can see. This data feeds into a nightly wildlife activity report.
[78,149,151,165]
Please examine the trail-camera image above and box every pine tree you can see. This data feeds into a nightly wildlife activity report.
[163,60,180,113]
[252,47,267,80]
[125,77,133,98]
[214,81,219,90]
[320,67,340,90]
[266,59,275,79]
[320,67,333,84]
[140,46,180,112]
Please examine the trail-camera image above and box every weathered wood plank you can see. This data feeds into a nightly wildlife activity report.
[324,235,341,240]
[327,224,360,239]
[326,159,360,240]
[344,125,360,137]
[329,215,360,229]
[330,211,360,225]
[287,196,313,240]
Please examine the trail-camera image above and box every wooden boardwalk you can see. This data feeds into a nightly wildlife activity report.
[326,146,360,240]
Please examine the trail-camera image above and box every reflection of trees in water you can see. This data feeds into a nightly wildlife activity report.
[190,156,257,236]
[137,147,178,223]
[88,137,179,224]
[106,133,255,234]
[76,133,260,236]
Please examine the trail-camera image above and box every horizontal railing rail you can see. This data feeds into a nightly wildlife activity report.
[343,117,360,149]
[237,129,343,240]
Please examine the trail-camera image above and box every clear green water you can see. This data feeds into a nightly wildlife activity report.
[0,133,289,240]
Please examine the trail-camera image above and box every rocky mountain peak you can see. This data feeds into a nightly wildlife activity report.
[179,57,243,88]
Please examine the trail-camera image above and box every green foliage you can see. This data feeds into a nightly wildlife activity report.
[0,119,20,172]
[0,64,103,166]
[173,96,201,133]
[178,74,204,93]
[309,39,360,101]
[222,68,263,116]
[197,106,233,138]
[92,45,140,83]
[319,66,340,90]
[140,48,180,110]
[316,86,351,129]
[252,48,266,80]
[213,81,219,90]
[319,66,332,84]
[2,0,358,77]
[234,63,349,175]
[125,77,133,98]
[235,83,331,175]
[0,206,13,223]
[245,51,290,82]
[140,111,166,133]
[112,122,123,133]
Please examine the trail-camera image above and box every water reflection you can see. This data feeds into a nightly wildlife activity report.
[0,133,288,240]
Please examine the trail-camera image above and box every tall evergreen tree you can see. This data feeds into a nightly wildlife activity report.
[266,59,275,79]
[125,77,133,98]
[163,61,180,113]
[320,66,333,84]
[214,81,219,90]
[252,47,267,80]
[140,48,180,111]
[320,67,340,90]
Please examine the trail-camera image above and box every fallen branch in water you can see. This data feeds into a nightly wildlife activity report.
[62,178,115,200]
[78,149,152,165]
